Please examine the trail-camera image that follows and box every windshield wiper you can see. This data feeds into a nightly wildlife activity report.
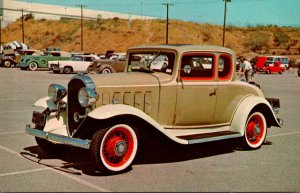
[147,51,161,66]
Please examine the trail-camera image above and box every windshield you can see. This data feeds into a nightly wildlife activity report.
[127,51,175,74]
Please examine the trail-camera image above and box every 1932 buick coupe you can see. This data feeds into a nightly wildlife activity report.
[25,44,282,174]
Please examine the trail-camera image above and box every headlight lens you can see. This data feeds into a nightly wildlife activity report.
[48,84,67,103]
[78,87,98,108]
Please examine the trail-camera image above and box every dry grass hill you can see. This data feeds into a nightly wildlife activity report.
[2,16,300,60]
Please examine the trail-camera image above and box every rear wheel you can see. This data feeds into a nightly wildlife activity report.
[98,64,116,74]
[4,60,11,67]
[241,112,267,149]
[63,67,72,74]
[90,124,139,174]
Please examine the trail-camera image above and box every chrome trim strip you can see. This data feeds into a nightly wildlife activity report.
[187,133,241,144]
[25,124,90,149]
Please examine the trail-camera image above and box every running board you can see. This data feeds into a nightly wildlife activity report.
[177,131,241,144]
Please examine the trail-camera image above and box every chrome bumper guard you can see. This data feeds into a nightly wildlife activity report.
[25,124,91,149]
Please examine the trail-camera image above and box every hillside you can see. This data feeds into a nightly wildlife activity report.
[2,17,300,59]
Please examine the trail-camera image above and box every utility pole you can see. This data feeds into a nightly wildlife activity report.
[222,0,231,47]
[0,16,2,45]
[76,4,86,52]
[162,3,174,44]
[22,9,25,44]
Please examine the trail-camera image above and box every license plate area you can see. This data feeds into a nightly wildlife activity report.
[32,111,46,127]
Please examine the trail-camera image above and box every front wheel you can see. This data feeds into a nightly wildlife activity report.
[29,62,38,71]
[241,112,267,149]
[90,124,139,174]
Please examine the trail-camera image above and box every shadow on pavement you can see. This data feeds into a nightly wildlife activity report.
[21,131,239,176]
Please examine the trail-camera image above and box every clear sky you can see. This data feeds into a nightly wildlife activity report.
[18,0,300,27]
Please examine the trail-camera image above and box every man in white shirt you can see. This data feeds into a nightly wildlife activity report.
[240,57,253,82]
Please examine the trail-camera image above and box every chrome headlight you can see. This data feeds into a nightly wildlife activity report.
[78,87,98,108]
[48,84,67,103]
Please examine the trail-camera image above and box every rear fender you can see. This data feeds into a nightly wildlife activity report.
[230,95,281,136]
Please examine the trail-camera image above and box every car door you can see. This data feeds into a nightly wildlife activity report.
[175,53,217,126]
[213,54,240,125]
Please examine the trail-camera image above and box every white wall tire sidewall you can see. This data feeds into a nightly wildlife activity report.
[245,112,267,149]
[29,62,37,71]
[100,124,138,172]
[101,68,112,74]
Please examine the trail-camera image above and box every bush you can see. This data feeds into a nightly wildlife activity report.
[273,31,289,46]
[23,13,34,21]
[243,32,270,52]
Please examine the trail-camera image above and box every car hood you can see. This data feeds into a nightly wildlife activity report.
[90,72,164,87]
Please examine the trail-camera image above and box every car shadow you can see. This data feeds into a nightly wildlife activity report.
[21,131,239,176]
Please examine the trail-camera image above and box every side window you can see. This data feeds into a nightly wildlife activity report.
[51,52,61,57]
[180,54,214,79]
[84,57,94,62]
[218,54,232,80]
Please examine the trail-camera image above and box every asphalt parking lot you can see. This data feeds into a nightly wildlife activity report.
[0,68,299,192]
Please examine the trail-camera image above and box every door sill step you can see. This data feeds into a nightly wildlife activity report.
[177,131,241,144]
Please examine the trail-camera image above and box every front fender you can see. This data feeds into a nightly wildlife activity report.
[88,104,161,127]
[230,95,282,135]
[33,96,67,109]
[33,96,49,109]
[88,104,188,144]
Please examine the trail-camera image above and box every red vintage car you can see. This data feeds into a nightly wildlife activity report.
[262,62,285,74]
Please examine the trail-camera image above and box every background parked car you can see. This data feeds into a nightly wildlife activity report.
[49,55,99,74]
[1,49,40,68]
[89,52,127,73]
[262,61,285,74]
[18,51,71,71]
[255,55,289,72]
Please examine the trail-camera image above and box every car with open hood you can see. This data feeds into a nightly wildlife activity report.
[25,44,282,174]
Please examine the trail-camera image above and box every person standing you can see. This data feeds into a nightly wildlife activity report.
[240,56,253,82]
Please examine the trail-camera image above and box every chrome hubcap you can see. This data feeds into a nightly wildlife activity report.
[115,141,127,156]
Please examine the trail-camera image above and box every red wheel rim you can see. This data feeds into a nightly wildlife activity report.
[246,114,265,145]
[101,126,134,168]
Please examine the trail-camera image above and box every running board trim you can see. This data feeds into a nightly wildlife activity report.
[177,131,241,144]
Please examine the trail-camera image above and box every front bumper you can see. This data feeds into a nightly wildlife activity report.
[25,124,91,149]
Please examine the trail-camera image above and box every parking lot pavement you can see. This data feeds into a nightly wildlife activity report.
[0,68,299,192]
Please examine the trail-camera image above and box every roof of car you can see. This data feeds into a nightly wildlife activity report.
[129,44,235,55]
